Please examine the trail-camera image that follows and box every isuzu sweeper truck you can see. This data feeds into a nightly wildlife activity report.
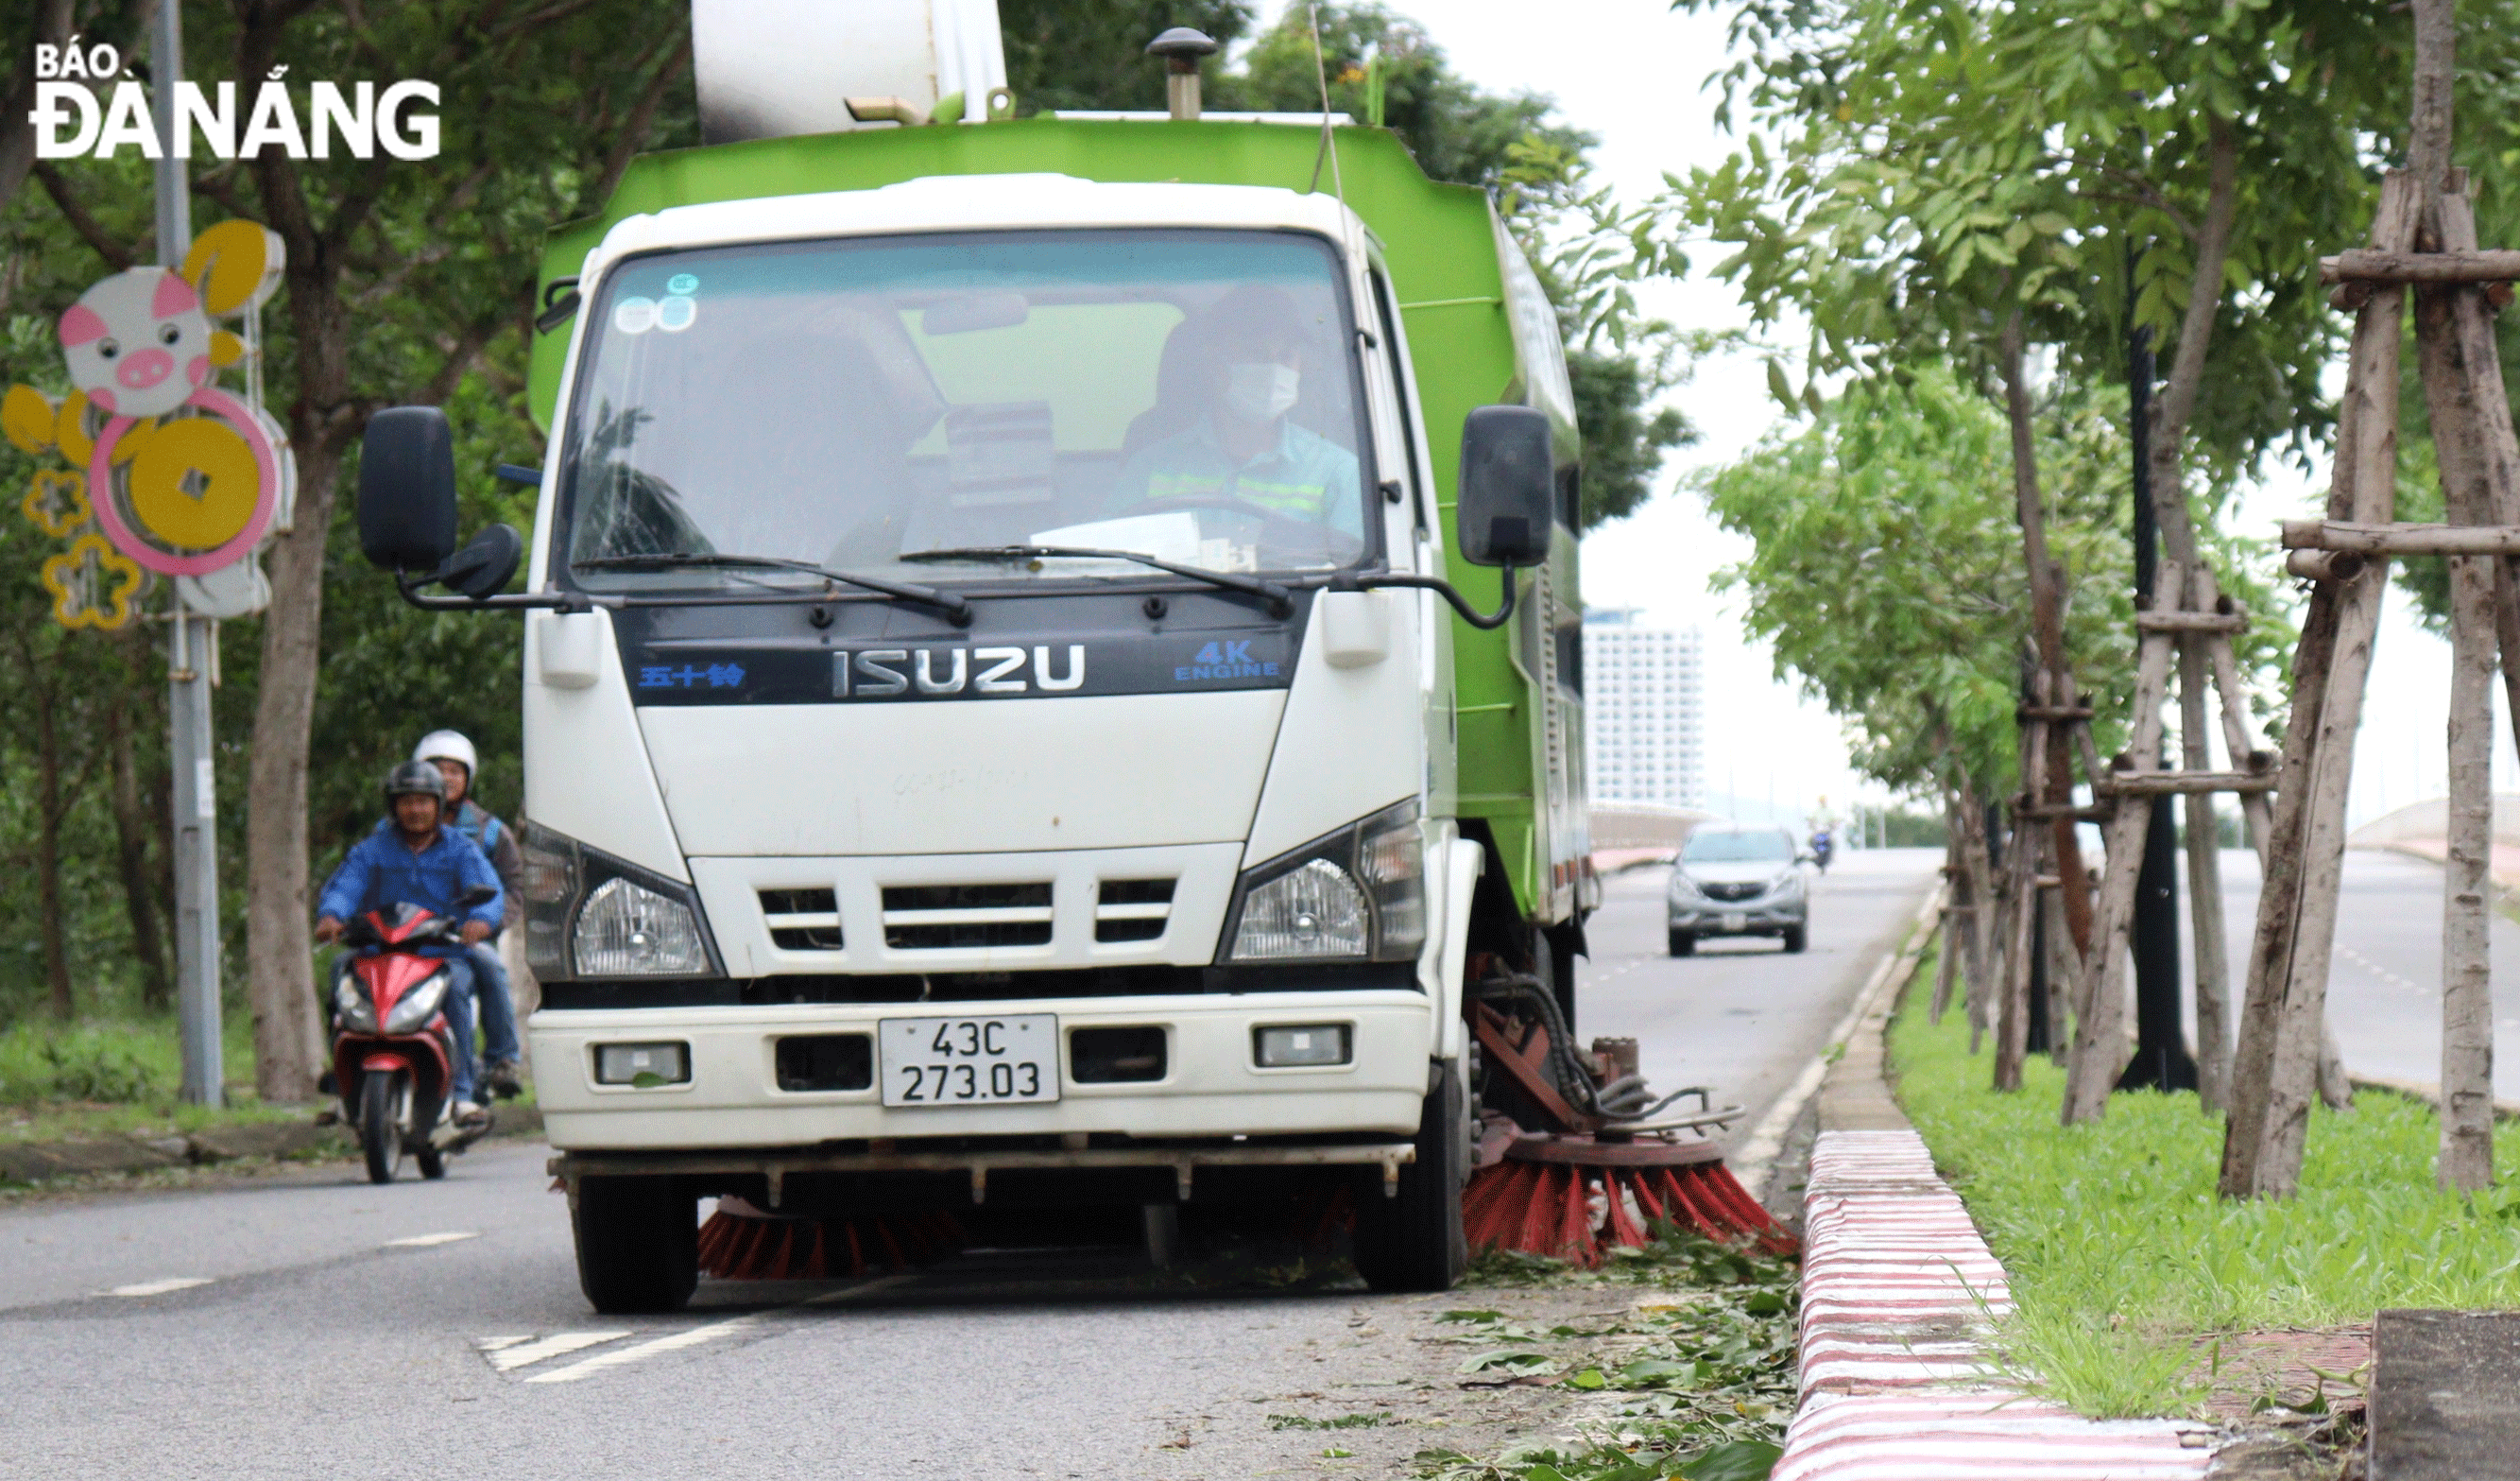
[354,76,1594,1313]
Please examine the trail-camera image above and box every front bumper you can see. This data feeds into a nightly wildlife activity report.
[528,991,1434,1150]
[1670,898,1807,936]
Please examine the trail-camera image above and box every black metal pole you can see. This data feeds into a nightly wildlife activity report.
[2117,264,2199,1094]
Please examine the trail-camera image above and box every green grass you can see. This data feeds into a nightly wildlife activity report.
[0,1016,295,1144]
[1890,954,2520,1416]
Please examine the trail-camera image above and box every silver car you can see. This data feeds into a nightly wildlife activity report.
[1668,824,1809,956]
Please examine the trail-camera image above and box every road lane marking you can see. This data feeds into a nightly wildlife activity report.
[523,1272,919,1386]
[485,1330,631,1371]
[474,1335,535,1352]
[102,1278,212,1297]
[385,1231,480,1248]
[526,1316,760,1383]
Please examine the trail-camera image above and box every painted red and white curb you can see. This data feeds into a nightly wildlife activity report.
[1772,1128,2214,1480]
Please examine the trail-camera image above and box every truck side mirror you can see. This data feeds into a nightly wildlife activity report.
[1455,405,1555,567]
[358,406,458,572]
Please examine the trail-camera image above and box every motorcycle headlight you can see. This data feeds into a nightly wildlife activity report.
[334,976,377,1032]
[383,974,451,1035]
[521,820,722,980]
[1225,801,1424,964]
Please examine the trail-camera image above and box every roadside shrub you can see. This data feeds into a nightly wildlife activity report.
[0,1025,164,1105]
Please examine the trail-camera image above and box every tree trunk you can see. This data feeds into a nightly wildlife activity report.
[1960,790,1997,1049]
[1994,316,2095,956]
[1932,801,1963,1025]
[2042,884,2076,1066]
[237,0,360,1105]
[33,662,71,1020]
[243,439,343,1103]
[106,678,172,1012]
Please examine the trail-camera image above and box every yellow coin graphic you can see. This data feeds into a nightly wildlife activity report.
[127,415,260,550]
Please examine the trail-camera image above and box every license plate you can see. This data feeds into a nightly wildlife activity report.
[879,1015,1059,1108]
[1722,912,1748,933]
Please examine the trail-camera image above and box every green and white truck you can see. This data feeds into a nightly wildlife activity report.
[355,33,1592,1312]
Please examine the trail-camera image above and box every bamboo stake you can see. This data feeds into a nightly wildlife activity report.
[1996,690,2048,1093]
[2180,569,2235,1112]
[2221,171,2414,1197]
[2442,550,2496,1190]
[2062,564,2182,1124]
[2234,173,2415,1197]
[2413,190,2512,1191]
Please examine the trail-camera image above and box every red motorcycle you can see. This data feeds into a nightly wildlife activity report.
[327,888,496,1183]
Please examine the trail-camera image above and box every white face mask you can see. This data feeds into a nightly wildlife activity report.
[1224,362,1300,423]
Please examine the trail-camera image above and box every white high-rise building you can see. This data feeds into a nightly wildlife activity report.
[1583,611,1705,809]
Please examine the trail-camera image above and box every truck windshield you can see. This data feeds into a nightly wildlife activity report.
[557,229,1374,594]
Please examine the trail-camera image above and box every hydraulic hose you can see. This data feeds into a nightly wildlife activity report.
[1472,973,1715,1127]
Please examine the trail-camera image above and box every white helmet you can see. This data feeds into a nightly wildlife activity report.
[413,730,478,782]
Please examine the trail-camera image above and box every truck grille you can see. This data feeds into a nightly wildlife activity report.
[760,887,843,950]
[1094,879,1176,943]
[882,883,1054,949]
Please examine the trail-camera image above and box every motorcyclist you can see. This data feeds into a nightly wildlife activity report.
[314,762,503,1125]
[413,730,525,1098]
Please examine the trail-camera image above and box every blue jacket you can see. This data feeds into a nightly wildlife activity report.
[317,819,505,956]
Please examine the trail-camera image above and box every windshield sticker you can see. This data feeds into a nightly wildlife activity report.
[666,273,698,295]
[612,296,658,336]
[655,295,697,333]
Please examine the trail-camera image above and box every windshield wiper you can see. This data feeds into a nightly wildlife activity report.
[900,545,1294,618]
[573,553,972,626]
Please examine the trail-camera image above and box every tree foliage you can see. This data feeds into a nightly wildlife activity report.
[1705,361,2295,801]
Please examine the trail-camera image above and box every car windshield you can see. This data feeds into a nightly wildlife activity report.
[1682,831,1795,864]
[557,229,1373,594]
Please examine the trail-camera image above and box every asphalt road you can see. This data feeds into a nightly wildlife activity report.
[1584,848,1944,1147]
[2198,846,2520,1094]
[0,850,1940,1479]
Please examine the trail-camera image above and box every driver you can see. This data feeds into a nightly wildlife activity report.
[1107,284,1362,540]
[314,762,504,1126]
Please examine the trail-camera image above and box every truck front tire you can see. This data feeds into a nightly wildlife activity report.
[1352,1059,1469,1293]
[573,1174,698,1315]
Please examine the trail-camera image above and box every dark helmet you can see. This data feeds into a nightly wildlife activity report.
[384,760,448,805]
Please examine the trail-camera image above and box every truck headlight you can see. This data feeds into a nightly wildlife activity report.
[575,877,711,976]
[521,820,722,980]
[1224,801,1425,964]
[383,974,451,1035]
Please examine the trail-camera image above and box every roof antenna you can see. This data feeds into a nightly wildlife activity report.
[1305,3,1345,206]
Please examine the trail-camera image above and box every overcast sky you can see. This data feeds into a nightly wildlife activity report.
[1254,0,2495,829]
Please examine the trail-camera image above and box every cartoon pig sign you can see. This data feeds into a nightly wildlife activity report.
[56,267,218,419]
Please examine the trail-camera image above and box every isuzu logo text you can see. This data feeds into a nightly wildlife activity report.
[834,646,1087,698]
[29,41,439,160]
